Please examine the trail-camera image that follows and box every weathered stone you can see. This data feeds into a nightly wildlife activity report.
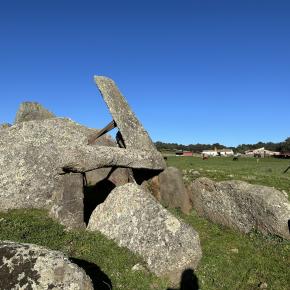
[190,177,290,239]
[49,173,85,229]
[0,118,164,213]
[94,76,165,172]
[14,101,55,123]
[85,167,129,187]
[87,183,202,283]
[0,241,93,290]
[147,167,192,214]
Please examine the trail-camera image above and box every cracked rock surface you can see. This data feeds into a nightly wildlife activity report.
[87,183,202,283]
[0,241,93,290]
[190,177,290,239]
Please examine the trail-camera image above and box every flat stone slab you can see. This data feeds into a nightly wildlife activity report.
[0,241,93,290]
[94,76,165,170]
[87,183,202,283]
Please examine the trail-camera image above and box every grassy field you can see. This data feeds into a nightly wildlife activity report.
[167,156,290,198]
[0,156,289,289]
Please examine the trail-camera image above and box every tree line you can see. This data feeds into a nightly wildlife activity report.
[155,137,290,153]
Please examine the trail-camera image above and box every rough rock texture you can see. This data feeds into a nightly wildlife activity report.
[94,76,165,171]
[87,183,202,283]
[147,167,192,214]
[0,118,164,210]
[15,102,55,123]
[49,173,85,229]
[190,177,290,239]
[86,167,129,186]
[0,241,93,290]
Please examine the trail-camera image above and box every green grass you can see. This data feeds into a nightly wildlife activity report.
[172,209,290,290]
[167,156,290,198]
[1,156,289,289]
[1,209,289,290]
[0,209,168,290]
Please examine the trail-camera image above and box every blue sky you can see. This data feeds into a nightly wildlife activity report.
[0,0,289,147]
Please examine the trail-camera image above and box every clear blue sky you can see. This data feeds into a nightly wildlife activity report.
[0,0,289,147]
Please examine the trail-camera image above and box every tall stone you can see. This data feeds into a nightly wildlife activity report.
[147,167,192,214]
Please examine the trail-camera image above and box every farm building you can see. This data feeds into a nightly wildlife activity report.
[201,150,218,157]
[175,150,193,156]
[218,148,234,156]
[201,148,234,157]
[245,147,280,157]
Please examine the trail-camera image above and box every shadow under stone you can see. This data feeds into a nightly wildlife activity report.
[83,179,116,225]
[70,257,112,290]
[167,268,200,290]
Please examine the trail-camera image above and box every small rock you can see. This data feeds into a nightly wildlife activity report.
[258,282,268,289]
[229,248,239,253]
[131,263,146,272]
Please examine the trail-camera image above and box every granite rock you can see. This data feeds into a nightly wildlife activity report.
[15,102,55,123]
[87,183,202,283]
[0,241,93,290]
[190,177,290,239]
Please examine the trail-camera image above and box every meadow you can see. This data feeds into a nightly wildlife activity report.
[0,156,289,290]
[167,156,290,198]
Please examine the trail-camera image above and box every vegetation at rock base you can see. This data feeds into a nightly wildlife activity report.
[0,209,168,290]
[1,207,289,289]
[0,157,289,289]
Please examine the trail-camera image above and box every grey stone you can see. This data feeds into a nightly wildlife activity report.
[94,76,165,171]
[15,102,55,123]
[85,167,129,187]
[49,173,85,229]
[190,177,290,239]
[0,118,163,227]
[87,183,202,283]
[148,167,192,214]
[0,241,93,290]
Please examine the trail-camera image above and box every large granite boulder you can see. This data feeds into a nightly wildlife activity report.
[0,241,93,289]
[0,118,158,228]
[14,102,56,123]
[87,183,202,283]
[146,167,192,214]
[190,177,290,239]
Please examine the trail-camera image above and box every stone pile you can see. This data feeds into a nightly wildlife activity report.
[0,76,202,284]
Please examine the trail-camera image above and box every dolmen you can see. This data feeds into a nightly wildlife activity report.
[0,76,202,283]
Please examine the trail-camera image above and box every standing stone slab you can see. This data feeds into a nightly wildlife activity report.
[190,177,290,240]
[87,183,202,283]
[49,173,85,229]
[0,241,93,290]
[14,102,55,123]
[94,76,165,171]
[148,166,192,214]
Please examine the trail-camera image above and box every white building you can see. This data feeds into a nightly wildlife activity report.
[201,150,218,157]
[218,149,234,156]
